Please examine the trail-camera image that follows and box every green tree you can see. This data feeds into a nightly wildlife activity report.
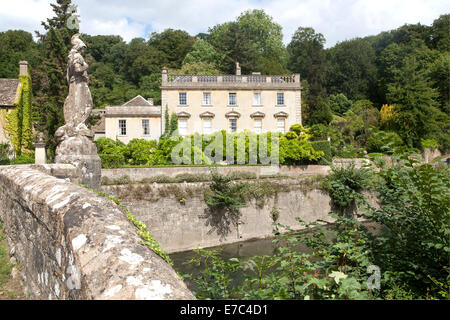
[208,21,259,74]
[148,29,196,69]
[183,39,224,68]
[0,30,38,78]
[287,27,326,120]
[328,93,353,116]
[325,38,377,102]
[428,52,450,114]
[386,55,445,148]
[309,96,333,125]
[32,0,78,160]
[208,10,288,74]
[430,14,450,52]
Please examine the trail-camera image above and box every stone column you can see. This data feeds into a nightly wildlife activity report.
[162,67,168,83]
[19,61,29,76]
[34,142,46,164]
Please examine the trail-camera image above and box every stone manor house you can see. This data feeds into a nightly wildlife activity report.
[96,63,303,143]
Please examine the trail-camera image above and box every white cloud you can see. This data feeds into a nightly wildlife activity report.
[0,0,448,47]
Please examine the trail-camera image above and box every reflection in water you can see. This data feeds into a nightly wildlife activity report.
[170,221,381,294]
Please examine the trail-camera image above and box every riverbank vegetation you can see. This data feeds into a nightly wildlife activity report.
[181,158,450,300]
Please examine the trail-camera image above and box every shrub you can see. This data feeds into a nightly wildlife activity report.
[204,170,247,213]
[279,138,324,165]
[366,131,404,154]
[127,139,158,165]
[99,153,125,169]
[364,160,450,298]
[323,163,372,213]
[10,154,34,165]
[0,158,10,166]
[311,140,332,165]
[95,138,128,168]
[0,143,12,159]
[421,138,439,150]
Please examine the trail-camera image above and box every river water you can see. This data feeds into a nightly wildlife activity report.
[169,221,381,293]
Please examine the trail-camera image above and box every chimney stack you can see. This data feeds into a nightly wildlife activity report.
[162,67,168,83]
[148,98,154,106]
[235,62,241,76]
[19,61,29,76]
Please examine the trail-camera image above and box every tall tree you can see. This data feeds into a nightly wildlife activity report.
[325,38,377,102]
[430,14,450,52]
[182,39,224,68]
[148,29,196,69]
[208,10,288,74]
[386,55,446,148]
[287,27,326,122]
[208,21,259,74]
[0,30,38,78]
[33,0,78,159]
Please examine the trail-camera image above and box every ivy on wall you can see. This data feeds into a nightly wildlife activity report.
[4,73,34,156]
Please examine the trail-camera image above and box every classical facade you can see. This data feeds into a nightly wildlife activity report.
[94,65,302,143]
[160,64,302,136]
[103,95,162,144]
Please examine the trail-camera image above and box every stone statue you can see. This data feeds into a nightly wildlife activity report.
[54,34,101,190]
[55,34,93,140]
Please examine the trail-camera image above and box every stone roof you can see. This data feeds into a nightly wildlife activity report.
[0,79,20,107]
[105,95,161,118]
[122,95,153,107]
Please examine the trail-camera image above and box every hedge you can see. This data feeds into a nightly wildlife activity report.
[99,153,125,168]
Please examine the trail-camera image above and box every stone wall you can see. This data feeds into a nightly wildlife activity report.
[102,179,338,253]
[0,165,194,300]
[102,165,331,182]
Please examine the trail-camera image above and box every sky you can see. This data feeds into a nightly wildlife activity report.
[0,0,449,48]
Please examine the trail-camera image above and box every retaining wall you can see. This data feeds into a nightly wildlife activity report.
[102,180,339,253]
[102,165,331,182]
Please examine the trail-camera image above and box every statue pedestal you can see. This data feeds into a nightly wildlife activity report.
[35,143,47,164]
[55,135,101,190]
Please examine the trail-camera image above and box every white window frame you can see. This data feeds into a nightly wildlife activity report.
[229,93,237,106]
[203,92,212,106]
[277,118,286,134]
[178,119,188,136]
[142,119,150,136]
[229,118,237,133]
[179,92,187,105]
[277,93,285,106]
[254,118,262,134]
[203,118,212,134]
[119,119,127,136]
[253,93,262,106]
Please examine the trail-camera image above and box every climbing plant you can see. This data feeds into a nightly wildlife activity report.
[4,72,33,156]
